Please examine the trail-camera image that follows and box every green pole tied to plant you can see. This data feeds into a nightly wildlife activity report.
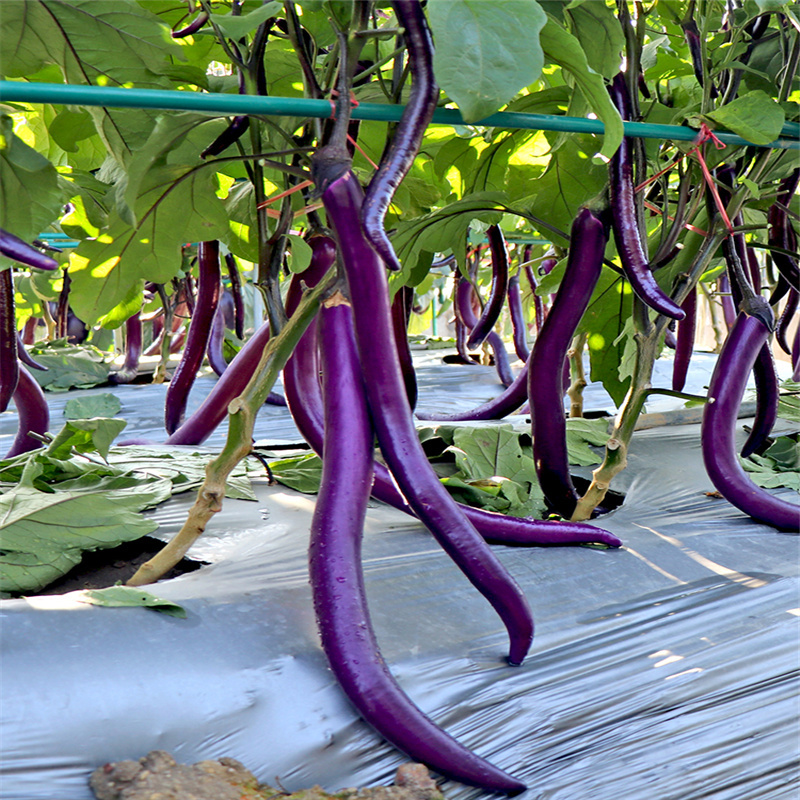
[1,81,798,150]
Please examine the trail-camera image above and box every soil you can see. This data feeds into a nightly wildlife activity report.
[31,536,206,596]
[90,751,445,800]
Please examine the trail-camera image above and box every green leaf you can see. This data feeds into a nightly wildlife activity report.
[209,2,281,40]
[27,340,112,392]
[777,383,800,423]
[286,234,313,274]
[48,108,98,153]
[268,453,323,494]
[528,138,607,243]
[0,116,64,249]
[763,436,800,471]
[45,418,127,461]
[704,90,785,145]
[565,1,625,79]
[0,485,158,594]
[427,0,547,123]
[539,17,624,159]
[565,417,609,466]
[77,586,187,617]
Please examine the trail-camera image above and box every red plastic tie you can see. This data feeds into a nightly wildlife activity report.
[693,123,734,235]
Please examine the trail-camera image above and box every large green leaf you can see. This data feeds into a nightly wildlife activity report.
[68,164,228,324]
[0,115,64,248]
[539,16,624,159]
[0,484,159,593]
[565,1,625,79]
[704,90,786,145]
[428,0,547,123]
[527,138,607,243]
[27,340,112,392]
[268,453,324,494]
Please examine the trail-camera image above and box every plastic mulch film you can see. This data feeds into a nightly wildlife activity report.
[1,352,798,800]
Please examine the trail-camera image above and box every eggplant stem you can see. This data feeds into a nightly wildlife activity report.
[127,266,336,586]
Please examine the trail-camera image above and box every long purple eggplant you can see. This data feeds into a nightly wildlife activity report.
[0,267,19,412]
[16,332,47,372]
[524,264,546,332]
[0,229,58,272]
[741,345,779,459]
[5,365,49,458]
[200,116,250,160]
[776,288,798,356]
[702,310,799,532]
[167,238,337,446]
[530,207,608,519]
[507,273,529,361]
[467,226,510,350]
[171,10,208,38]
[608,75,684,321]
[310,297,526,794]
[361,0,439,272]
[225,253,246,340]
[321,167,533,666]
[283,279,622,552]
[206,292,233,377]
[672,288,697,392]
[392,285,418,409]
[164,241,221,434]
[456,278,515,387]
[109,312,142,385]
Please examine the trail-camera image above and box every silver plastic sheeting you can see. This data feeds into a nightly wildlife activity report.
[1,352,798,800]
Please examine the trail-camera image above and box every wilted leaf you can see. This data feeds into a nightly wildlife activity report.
[77,585,187,617]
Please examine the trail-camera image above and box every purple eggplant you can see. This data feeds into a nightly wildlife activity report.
[200,115,250,160]
[701,310,799,532]
[171,10,208,38]
[0,229,58,272]
[672,288,697,392]
[109,313,142,385]
[310,297,526,793]
[523,264,546,333]
[392,285,418,409]
[225,253,246,340]
[361,0,439,272]
[321,168,533,667]
[530,207,608,519]
[16,332,47,372]
[206,293,232,377]
[283,303,621,549]
[467,226,509,350]
[776,288,798,356]
[456,278,515,387]
[0,267,19,412]
[507,273,530,361]
[5,365,49,458]
[608,75,684,321]
[164,241,221,434]
[741,344,779,459]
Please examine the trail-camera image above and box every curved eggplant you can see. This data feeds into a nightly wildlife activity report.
[0,229,58,272]
[171,10,208,38]
[310,297,526,794]
[530,207,607,519]
[5,365,49,458]
[225,253,246,340]
[672,288,697,392]
[701,311,799,532]
[361,0,439,272]
[322,169,533,667]
[200,116,250,160]
[740,344,779,459]
[16,332,47,372]
[507,273,530,361]
[164,241,221,434]
[0,266,19,412]
[776,288,798,356]
[206,293,234,377]
[466,225,510,350]
[392,285,418,409]
[608,75,684,321]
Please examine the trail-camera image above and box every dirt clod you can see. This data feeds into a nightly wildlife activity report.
[90,751,444,800]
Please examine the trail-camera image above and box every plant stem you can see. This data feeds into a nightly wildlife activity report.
[126,267,337,586]
[567,332,587,418]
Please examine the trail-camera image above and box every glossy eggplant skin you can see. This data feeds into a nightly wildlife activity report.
[322,169,533,667]
[702,312,799,532]
[0,229,58,272]
[167,237,337,447]
[608,75,684,321]
[467,225,510,350]
[5,365,49,458]
[740,344,779,459]
[361,0,438,272]
[391,285,418,410]
[310,299,526,795]
[672,288,697,393]
[224,253,246,340]
[0,267,19,413]
[507,272,530,361]
[530,207,607,519]
[164,241,221,435]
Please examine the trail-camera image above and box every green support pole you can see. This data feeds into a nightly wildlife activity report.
[1,81,797,149]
